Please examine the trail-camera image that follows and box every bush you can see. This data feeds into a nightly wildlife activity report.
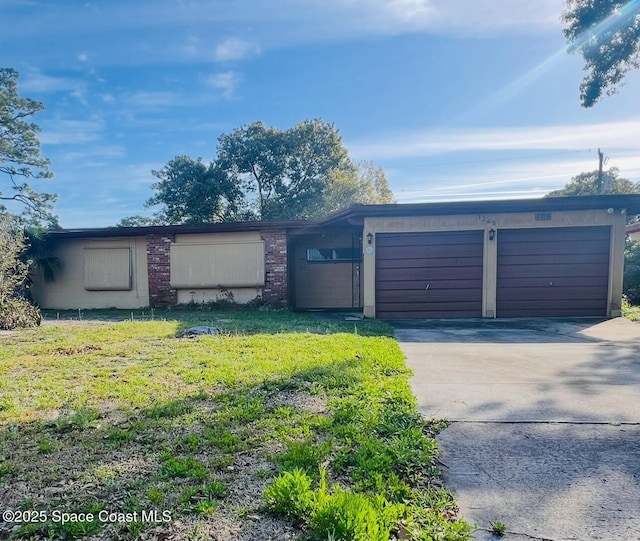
[0,216,42,330]
[0,296,41,329]
[624,239,640,305]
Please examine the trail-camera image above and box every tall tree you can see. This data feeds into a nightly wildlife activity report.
[322,161,395,216]
[563,0,640,107]
[547,167,640,196]
[215,119,352,220]
[143,156,247,224]
[122,120,395,225]
[0,68,56,224]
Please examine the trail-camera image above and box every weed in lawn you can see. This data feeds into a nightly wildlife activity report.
[159,455,209,480]
[264,468,315,520]
[1,424,19,442]
[491,521,507,537]
[0,395,14,412]
[147,487,165,505]
[19,497,34,510]
[94,464,118,482]
[0,461,14,479]
[204,480,229,499]
[124,520,145,539]
[277,439,332,474]
[195,499,220,516]
[311,490,402,541]
[37,437,56,454]
[208,454,234,471]
[123,494,144,513]
[175,433,203,452]
[180,485,201,505]
[216,395,265,424]
[146,399,193,420]
[354,471,412,503]
[204,426,245,453]
[387,427,441,479]
[54,407,101,432]
[105,427,134,446]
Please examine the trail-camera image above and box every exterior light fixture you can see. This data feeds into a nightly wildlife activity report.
[489,228,496,241]
[366,232,373,245]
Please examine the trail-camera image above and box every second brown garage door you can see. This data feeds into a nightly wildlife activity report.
[496,226,610,317]
[375,230,484,319]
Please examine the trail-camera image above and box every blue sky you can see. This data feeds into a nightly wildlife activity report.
[2,0,640,228]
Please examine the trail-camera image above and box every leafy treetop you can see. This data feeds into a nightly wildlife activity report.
[0,68,56,226]
[546,167,640,196]
[563,0,640,107]
[121,119,394,225]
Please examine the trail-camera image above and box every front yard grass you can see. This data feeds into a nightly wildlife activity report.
[0,309,470,540]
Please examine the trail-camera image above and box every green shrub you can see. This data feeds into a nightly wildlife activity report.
[0,216,42,330]
[624,239,640,304]
[310,490,401,541]
[0,296,41,330]
[264,468,315,520]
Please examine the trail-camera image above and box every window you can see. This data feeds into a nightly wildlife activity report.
[306,247,360,262]
[170,242,265,288]
[84,248,132,291]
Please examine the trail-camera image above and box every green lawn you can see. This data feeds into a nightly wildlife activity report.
[0,309,470,541]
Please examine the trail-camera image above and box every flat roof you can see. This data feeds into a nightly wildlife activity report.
[47,219,311,239]
[321,194,640,225]
[48,194,640,238]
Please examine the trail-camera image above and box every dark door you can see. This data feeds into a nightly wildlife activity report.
[375,231,484,319]
[496,226,610,317]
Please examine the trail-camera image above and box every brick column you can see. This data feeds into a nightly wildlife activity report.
[146,234,177,307]
[261,229,288,306]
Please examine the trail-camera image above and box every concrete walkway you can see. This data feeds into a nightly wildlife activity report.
[395,318,640,541]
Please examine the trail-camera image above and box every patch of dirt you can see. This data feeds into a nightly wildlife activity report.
[54,344,102,355]
[266,390,327,415]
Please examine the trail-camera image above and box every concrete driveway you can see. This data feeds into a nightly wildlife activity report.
[394,318,640,541]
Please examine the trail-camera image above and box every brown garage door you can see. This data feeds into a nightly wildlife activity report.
[497,226,610,317]
[375,231,484,319]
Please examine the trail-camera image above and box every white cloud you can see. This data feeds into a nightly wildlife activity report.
[391,151,640,203]
[348,120,640,160]
[19,69,81,93]
[206,71,240,99]
[350,119,640,203]
[1,0,563,56]
[127,91,179,108]
[215,38,259,61]
[77,51,88,62]
[40,118,104,145]
[300,0,562,36]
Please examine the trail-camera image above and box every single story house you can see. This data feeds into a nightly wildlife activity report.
[32,194,640,319]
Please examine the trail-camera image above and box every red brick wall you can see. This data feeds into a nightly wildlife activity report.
[146,230,288,307]
[146,234,177,307]
[261,229,288,306]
